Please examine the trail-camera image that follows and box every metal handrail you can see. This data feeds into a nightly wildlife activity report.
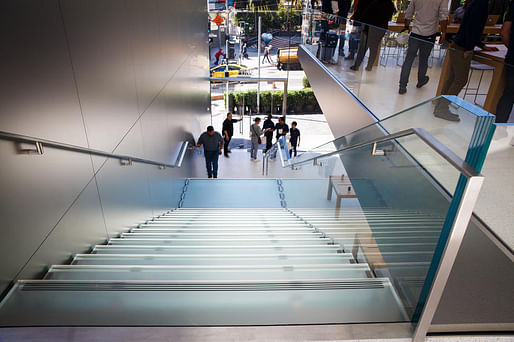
[262,136,290,175]
[0,130,189,169]
[288,127,480,178]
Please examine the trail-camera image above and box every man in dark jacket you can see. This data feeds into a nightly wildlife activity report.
[263,114,275,153]
[435,0,498,121]
[222,113,241,157]
[196,126,224,178]
[350,0,396,71]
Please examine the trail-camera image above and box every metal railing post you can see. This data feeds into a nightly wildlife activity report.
[412,175,484,342]
[283,80,288,118]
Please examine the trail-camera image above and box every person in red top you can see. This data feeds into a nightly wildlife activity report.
[214,48,226,65]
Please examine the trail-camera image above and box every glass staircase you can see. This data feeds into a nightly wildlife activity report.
[0,178,458,326]
[0,94,496,339]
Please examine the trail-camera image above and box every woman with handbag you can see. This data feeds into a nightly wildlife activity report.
[250,117,263,161]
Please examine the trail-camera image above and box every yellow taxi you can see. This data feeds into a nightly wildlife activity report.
[276,47,302,70]
[210,64,250,79]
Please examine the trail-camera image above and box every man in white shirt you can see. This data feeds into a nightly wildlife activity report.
[398,0,449,94]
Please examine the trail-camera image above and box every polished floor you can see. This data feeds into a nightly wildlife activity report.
[316,45,513,122]
[0,326,513,342]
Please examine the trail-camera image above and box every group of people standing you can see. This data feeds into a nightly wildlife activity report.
[195,113,301,178]
[329,0,513,122]
[261,115,301,158]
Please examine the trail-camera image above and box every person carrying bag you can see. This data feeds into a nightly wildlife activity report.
[250,117,263,160]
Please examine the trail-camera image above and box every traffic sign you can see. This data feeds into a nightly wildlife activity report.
[213,15,223,26]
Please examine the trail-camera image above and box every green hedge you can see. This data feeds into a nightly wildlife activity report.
[225,88,320,113]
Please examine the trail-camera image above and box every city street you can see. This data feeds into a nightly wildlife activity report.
[207,39,335,153]
[209,43,306,93]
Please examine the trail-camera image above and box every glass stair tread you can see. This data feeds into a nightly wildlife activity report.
[45,264,370,281]
[318,226,442,231]
[92,245,343,254]
[322,231,440,237]
[72,254,356,265]
[334,237,439,244]
[358,252,434,263]
[343,243,437,252]
[121,233,323,238]
[0,278,408,326]
[106,238,336,246]
[142,223,309,227]
[132,228,316,233]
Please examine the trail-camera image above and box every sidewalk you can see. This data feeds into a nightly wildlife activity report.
[210,99,334,152]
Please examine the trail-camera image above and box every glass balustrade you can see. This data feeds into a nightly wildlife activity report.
[281,128,487,324]
[292,95,495,194]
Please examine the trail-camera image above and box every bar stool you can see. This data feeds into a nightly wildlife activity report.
[379,32,407,67]
[463,61,494,106]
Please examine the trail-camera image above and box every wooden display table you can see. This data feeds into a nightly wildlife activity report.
[387,22,501,35]
[370,23,502,67]
[327,175,357,208]
[436,44,507,114]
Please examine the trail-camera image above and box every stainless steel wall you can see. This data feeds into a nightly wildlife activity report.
[0,0,210,295]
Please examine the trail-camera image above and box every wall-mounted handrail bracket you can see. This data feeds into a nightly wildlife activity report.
[371,142,385,156]
[120,158,132,166]
[16,141,44,155]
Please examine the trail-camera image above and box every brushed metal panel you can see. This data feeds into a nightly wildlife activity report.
[125,0,169,113]
[156,0,189,79]
[0,140,95,295]
[146,168,186,213]
[17,178,108,281]
[0,0,88,147]
[298,45,376,138]
[140,103,175,165]
[94,123,154,236]
[433,218,514,326]
[59,0,140,153]
[0,0,211,296]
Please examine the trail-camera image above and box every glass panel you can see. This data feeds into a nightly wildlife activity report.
[181,179,282,208]
[294,96,495,173]
[283,131,464,320]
